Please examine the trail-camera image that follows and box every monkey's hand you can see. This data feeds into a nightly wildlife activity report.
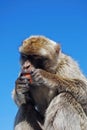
[13,76,33,106]
[30,68,57,89]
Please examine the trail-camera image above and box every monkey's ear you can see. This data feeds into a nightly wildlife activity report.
[55,44,61,54]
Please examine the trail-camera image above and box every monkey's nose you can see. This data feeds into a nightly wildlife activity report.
[22,60,31,70]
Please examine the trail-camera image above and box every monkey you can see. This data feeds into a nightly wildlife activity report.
[12,35,87,130]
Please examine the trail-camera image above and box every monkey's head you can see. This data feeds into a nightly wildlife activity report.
[19,35,60,73]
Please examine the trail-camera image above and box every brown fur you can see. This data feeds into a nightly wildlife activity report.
[13,35,87,130]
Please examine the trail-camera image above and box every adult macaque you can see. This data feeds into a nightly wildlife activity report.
[13,35,87,130]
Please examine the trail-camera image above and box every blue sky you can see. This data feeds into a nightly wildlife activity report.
[0,0,87,130]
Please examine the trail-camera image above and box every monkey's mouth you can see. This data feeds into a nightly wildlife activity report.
[21,73,32,83]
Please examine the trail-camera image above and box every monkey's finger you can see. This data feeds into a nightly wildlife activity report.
[15,78,30,84]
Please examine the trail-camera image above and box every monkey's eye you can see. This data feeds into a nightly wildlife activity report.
[20,54,49,69]
[20,54,28,65]
[27,55,45,69]
[32,56,49,69]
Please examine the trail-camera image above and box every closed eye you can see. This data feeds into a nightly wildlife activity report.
[20,54,48,69]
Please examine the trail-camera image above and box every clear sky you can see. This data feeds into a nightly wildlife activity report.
[0,0,87,130]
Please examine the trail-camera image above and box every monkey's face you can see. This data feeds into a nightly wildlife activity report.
[19,36,60,73]
[20,54,48,72]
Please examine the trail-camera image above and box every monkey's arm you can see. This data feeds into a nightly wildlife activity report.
[14,103,43,130]
[31,69,87,105]
[13,77,44,130]
[44,92,87,130]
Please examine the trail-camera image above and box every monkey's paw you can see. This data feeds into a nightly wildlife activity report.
[30,69,46,86]
[15,77,30,93]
